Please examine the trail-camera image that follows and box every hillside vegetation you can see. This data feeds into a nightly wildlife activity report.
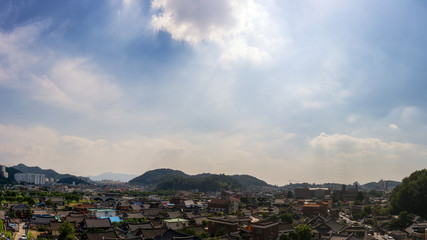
[390,169,427,218]
[129,168,269,191]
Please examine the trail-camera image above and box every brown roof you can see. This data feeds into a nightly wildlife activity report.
[128,222,154,231]
[208,199,229,208]
[66,215,85,223]
[86,231,118,240]
[85,218,112,229]
[49,221,66,231]
[139,228,168,239]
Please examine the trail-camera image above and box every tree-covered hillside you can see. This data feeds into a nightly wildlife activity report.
[128,168,270,191]
[390,169,427,218]
[13,163,73,180]
[157,174,242,192]
[128,168,188,186]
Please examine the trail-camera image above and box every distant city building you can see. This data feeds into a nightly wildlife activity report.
[295,187,330,199]
[0,165,8,178]
[14,173,46,185]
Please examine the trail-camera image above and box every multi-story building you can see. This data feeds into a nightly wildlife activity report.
[14,173,46,185]
[0,165,8,178]
[295,187,331,199]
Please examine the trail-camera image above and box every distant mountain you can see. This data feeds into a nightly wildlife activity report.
[360,180,400,191]
[231,174,269,187]
[157,174,242,192]
[128,168,270,191]
[12,163,74,180]
[57,176,88,185]
[129,168,188,186]
[88,172,137,182]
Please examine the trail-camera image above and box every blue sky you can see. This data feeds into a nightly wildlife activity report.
[0,0,426,184]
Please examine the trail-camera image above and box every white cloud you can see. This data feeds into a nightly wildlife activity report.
[308,132,427,182]
[310,132,416,154]
[150,0,289,64]
[0,21,122,115]
[347,114,360,123]
[389,124,399,130]
[0,124,301,184]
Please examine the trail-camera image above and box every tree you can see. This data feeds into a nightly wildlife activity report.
[295,224,312,240]
[363,206,372,216]
[356,191,364,202]
[280,213,293,224]
[389,211,414,229]
[45,198,54,207]
[58,221,75,240]
[390,169,427,218]
[280,234,290,240]
[287,191,294,199]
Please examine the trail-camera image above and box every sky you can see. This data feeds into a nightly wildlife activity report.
[0,0,426,185]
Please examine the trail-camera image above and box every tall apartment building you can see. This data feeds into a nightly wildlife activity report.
[0,165,8,178]
[14,173,46,185]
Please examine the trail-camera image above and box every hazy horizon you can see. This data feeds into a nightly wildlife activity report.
[9,163,403,186]
[1,0,427,185]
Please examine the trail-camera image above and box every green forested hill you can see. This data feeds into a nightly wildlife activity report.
[12,163,74,180]
[129,168,270,191]
[128,168,188,186]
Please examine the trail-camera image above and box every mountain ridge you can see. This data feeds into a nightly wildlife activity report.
[12,163,74,180]
[87,172,138,182]
[128,168,270,190]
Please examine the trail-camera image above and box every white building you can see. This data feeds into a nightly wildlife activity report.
[87,209,117,219]
[0,165,8,178]
[14,173,46,185]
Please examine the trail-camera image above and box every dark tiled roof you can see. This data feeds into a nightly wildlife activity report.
[49,221,64,231]
[30,216,56,225]
[140,228,168,239]
[86,231,118,240]
[153,229,200,240]
[128,222,154,231]
[124,213,145,219]
[85,218,112,228]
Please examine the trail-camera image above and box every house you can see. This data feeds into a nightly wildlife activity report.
[50,197,65,206]
[329,233,364,240]
[137,228,168,240]
[48,221,73,237]
[152,229,200,240]
[143,208,163,220]
[278,223,294,236]
[87,209,117,219]
[9,204,31,219]
[122,212,145,219]
[127,222,154,235]
[84,218,112,230]
[341,225,368,239]
[208,198,238,213]
[207,217,239,235]
[334,185,359,202]
[251,221,279,240]
[85,230,119,240]
[311,219,345,239]
[408,223,427,240]
[389,230,409,240]
[163,218,190,230]
[302,203,328,217]
[73,203,95,213]
[28,216,56,228]
[295,188,331,199]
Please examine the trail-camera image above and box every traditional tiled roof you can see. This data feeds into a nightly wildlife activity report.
[153,229,199,240]
[127,222,154,231]
[84,218,112,228]
[139,228,168,239]
[85,230,118,240]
